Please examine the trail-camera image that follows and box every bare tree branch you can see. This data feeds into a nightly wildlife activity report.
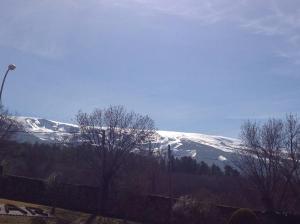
[75,105,156,214]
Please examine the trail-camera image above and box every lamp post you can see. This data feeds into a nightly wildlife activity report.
[0,64,16,104]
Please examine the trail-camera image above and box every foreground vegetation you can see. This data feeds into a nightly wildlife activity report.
[0,106,299,223]
[0,199,139,224]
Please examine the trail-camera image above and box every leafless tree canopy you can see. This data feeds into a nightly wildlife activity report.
[76,105,156,214]
[238,115,300,212]
[0,105,22,141]
[76,105,156,151]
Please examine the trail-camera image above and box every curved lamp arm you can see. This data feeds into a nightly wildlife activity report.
[0,64,16,104]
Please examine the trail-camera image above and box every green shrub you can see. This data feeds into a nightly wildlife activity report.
[227,208,258,224]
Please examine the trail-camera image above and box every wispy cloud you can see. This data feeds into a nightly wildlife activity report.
[2,0,300,64]
[105,0,245,24]
[0,0,80,59]
[238,1,300,64]
[106,0,300,65]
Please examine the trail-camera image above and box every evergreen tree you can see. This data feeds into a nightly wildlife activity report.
[198,161,210,175]
[211,164,223,176]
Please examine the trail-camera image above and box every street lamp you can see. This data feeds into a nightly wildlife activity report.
[0,64,16,104]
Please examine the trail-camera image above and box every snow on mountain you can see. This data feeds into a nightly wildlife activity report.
[156,131,241,166]
[12,116,242,166]
[13,116,78,143]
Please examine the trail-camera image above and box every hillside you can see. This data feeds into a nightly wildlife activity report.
[13,117,242,166]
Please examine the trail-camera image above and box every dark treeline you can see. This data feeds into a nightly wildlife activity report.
[171,156,239,177]
[0,140,297,223]
[1,106,299,223]
[0,139,254,205]
[0,139,239,184]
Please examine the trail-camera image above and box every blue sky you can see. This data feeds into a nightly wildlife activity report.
[0,0,300,137]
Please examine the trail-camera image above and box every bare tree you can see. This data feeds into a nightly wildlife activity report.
[281,114,300,209]
[0,105,22,142]
[238,115,300,212]
[46,172,63,215]
[76,105,156,215]
[0,106,23,187]
[238,119,284,211]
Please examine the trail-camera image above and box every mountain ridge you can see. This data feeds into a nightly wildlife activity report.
[12,116,241,167]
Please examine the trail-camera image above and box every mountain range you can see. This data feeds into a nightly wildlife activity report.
[13,116,242,167]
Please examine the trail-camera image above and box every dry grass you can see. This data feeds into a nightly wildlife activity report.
[0,199,137,224]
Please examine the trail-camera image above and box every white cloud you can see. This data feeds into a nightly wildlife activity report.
[1,0,300,64]
[106,0,300,64]
[241,4,300,64]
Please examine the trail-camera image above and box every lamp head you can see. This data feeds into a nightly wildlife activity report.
[8,64,16,71]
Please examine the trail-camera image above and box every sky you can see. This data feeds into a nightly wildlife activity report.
[0,0,300,137]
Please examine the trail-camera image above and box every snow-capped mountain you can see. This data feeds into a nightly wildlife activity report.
[157,131,241,166]
[13,117,242,166]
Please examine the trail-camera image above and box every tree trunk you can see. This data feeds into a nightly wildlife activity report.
[100,180,109,215]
